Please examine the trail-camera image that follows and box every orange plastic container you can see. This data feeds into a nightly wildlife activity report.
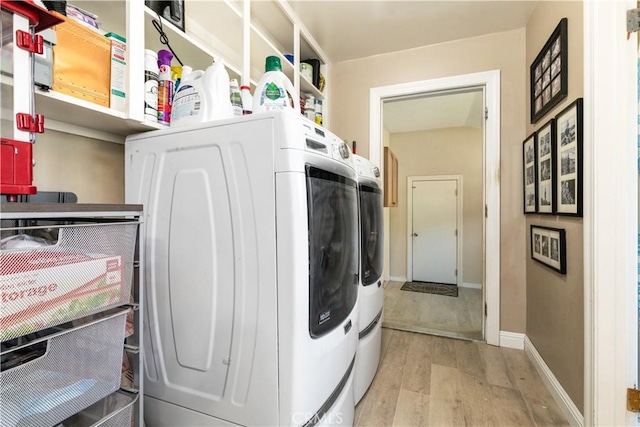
[52,12,110,107]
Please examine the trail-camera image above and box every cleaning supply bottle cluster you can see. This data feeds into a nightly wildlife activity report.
[144,53,304,127]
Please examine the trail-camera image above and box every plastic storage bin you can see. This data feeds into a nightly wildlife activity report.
[0,221,138,341]
[0,310,127,427]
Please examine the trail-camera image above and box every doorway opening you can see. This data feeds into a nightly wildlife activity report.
[369,70,500,345]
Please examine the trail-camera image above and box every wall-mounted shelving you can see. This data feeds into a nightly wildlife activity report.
[29,0,333,143]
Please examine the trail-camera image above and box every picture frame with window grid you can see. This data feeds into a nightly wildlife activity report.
[530,18,568,123]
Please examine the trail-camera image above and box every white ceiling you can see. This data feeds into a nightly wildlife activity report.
[287,1,537,63]
[286,1,536,133]
[383,90,484,133]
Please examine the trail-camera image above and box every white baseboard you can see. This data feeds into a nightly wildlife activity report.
[499,331,525,349]
[524,336,583,427]
[461,282,482,289]
[389,276,407,282]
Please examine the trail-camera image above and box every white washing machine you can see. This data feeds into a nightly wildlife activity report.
[125,110,359,426]
[352,155,385,404]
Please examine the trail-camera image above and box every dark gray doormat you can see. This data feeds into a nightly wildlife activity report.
[400,281,458,297]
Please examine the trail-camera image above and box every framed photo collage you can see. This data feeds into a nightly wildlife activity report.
[523,18,578,275]
[522,98,583,218]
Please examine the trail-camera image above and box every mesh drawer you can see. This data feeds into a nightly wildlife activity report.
[57,391,136,427]
[0,221,137,341]
[0,310,127,427]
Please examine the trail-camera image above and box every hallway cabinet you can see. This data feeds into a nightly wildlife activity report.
[384,147,398,207]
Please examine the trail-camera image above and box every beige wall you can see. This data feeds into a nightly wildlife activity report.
[329,28,527,332]
[32,129,124,203]
[388,128,483,285]
[525,1,584,413]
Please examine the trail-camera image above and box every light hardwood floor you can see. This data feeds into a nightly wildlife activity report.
[354,328,569,427]
[384,281,483,341]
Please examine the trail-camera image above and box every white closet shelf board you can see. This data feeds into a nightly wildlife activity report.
[0,76,160,143]
[36,88,164,143]
[250,24,294,84]
[144,6,241,81]
[251,1,294,56]
[300,73,324,100]
[70,1,126,38]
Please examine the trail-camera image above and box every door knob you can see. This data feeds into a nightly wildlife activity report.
[413,233,418,237]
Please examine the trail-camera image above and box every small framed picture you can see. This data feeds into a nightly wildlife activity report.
[531,225,566,274]
[555,98,583,216]
[523,132,537,213]
[530,18,568,123]
[536,119,556,214]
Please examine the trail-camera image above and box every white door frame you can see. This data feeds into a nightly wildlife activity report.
[407,175,463,286]
[370,70,500,346]
[583,1,637,425]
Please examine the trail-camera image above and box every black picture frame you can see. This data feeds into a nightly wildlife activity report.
[555,98,583,217]
[146,0,185,32]
[530,225,567,274]
[523,132,537,213]
[530,18,568,123]
[536,118,556,214]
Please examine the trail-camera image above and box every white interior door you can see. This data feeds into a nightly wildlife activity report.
[411,179,458,284]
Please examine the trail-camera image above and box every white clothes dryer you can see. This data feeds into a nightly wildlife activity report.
[125,110,359,426]
[352,155,385,404]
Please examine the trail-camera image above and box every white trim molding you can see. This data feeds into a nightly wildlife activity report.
[389,276,408,283]
[499,331,524,350]
[369,70,500,346]
[525,336,584,427]
[406,175,463,285]
[461,282,482,289]
[583,1,638,425]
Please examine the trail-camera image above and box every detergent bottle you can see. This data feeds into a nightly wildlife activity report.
[229,78,243,116]
[253,56,300,113]
[203,58,233,120]
[171,66,210,127]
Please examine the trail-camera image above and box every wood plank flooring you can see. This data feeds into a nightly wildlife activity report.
[383,281,483,341]
[354,328,569,427]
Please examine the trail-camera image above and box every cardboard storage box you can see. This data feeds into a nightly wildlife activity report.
[0,250,123,341]
[52,12,110,107]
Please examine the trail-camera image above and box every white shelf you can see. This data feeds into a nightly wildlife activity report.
[36,89,164,140]
[71,1,126,37]
[250,24,295,84]
[1,75,161,143]
[251,2,294,56]
[300,73,324,100]
[143,6,241,81]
